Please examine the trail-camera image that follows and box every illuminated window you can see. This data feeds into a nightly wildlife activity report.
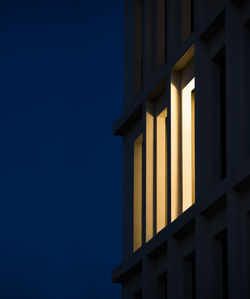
[182,78,195,211]
[146,103,168,241]
[133,134,143,251]
[171,76,181,221]
[156,108,168,232]
[146,107,154,242]
[171,52,195,221]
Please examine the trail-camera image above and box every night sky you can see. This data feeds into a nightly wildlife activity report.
[0,1,123,298]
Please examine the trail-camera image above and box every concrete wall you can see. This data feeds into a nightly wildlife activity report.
[113,0,250,298]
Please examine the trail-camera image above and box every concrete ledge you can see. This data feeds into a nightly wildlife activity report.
[200,10,225,41]
[112,158,250,283]
[113,2,228,137]
[113,100,143,136]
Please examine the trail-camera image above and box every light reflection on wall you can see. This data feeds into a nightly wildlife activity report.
[182,78,195,211]
[156,108,168,232]
[171,72,195,221]
[146,110,154,242]
[171,79,182,221]
[134,134,143,251]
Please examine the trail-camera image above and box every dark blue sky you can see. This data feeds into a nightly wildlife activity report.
[0,1,123,298]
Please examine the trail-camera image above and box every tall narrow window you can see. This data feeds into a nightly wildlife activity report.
[156,108,168,232]
[134,134,143,251]
[182,78,195,212]
[171,73,181,221]
[135,0,143,93]
[171,51,195,221]
[146,107,154,242]
[146,97,168,240]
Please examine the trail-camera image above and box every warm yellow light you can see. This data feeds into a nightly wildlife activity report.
[171,75,195,221]
[182,78,195,211]
[133,134,143,251]
[156,108,167,232]
[171,81,181,221]
[146,111,154,242]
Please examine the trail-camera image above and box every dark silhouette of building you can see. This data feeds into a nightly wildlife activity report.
[112,0,250,298]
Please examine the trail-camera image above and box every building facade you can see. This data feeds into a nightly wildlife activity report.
[112,0,250,298]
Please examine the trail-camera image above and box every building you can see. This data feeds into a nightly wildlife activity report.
[112,0,250,298]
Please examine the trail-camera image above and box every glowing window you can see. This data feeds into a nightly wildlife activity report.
[146,105,168,241]
[133,134,143,251]
[171,74,195,220]
[146,109,154,242]
[182,78,195,212]
[145,102,168,242]
[156,108,168,232]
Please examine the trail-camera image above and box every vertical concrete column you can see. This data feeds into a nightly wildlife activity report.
[227,190,249,299]
[247,211,250,298]
[245,20,250,157]
[195,38,218,199]
[193,0,198,29]
[193,39,206,199]
[196,214,215,299]
[169,0,182,57]
[142,257,156,299]
[156,0,166,67]
[197,0,207,22]
[167,237,182,299]
[122,283,130,299]
[181,0,192,41]
[226,5,246,174]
